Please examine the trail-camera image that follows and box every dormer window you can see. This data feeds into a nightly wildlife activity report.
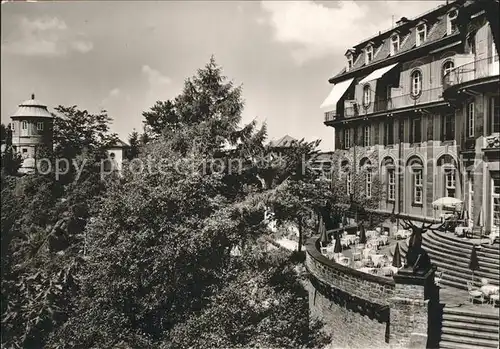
[447,9,458,35]
[390,34,400,56]
[365,45,373,64]
[347,54,353,71]
[416,23,427,47]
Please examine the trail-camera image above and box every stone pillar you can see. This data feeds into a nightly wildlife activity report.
[389,268,435,349]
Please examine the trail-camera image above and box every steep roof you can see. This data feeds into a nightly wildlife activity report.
[11,94,53,119]
[331,0,462,82]
[106,139,129,148]
[269,135,298,148]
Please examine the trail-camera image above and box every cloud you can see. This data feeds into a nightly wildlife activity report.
[141,65,172,87]
[1,17,93,57]
[100,88,121,108]
[259,0,444,65]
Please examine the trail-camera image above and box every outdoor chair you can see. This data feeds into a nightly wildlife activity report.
[320,247,328,256]
[434,271,444,287]
[352,249,362,261]
[489,294,499,307]
[467,281,485,304]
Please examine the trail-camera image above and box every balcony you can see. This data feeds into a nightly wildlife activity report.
[324,106,358,122]
[443,55,500,91]
[373,87,444,113]
[324,87,444,122]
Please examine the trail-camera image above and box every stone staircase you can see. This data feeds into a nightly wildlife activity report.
[439,306,499,349]
[393,231,500,290]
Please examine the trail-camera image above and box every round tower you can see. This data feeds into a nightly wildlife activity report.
[10,94,54,173]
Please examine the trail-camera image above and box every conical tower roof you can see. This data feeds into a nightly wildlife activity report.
[11,93,53,119]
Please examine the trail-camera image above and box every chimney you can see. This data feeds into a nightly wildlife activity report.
[396,17,409,26]
[31,93,35,100]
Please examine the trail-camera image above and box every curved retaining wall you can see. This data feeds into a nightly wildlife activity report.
[305,237,396,349]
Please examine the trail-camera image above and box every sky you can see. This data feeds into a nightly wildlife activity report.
[1,0,445,151]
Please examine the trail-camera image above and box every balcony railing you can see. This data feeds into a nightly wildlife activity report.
[373,87,444,113]
[324,87,444,121]
[443,55,500,90]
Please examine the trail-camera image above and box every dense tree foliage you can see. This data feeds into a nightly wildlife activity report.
[2,58,331,348]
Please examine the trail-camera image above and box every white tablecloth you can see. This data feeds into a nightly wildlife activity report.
[366,230,378,238]
[396,229,411,239]
[371,254,386,266]
[357,267,375,274]
[481,285,499,296]
[381,266,399,275]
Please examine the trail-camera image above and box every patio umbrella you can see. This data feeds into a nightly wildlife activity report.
[359,224,367,244]
[319,216,328,247]
[334,233,342,259]
[392,242,402,268]
[432,197,463,208]
[469,245,480,285]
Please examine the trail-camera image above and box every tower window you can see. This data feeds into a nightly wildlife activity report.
[22,121,28,130]
[36,122,44,131]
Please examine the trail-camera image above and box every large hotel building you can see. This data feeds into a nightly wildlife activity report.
[321,0,499,235]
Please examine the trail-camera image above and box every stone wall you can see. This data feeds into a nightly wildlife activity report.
[305,238,395,349]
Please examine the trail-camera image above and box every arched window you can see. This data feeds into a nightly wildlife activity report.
[437,155,458,198]
[407,157,424,206]
[411,70,422,97]
[442,60,455,80]
[363,85,371,107]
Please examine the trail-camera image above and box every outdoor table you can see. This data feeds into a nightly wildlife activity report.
[379,236,389,245]
[454,226,470,237]
[363,248,375,259]
[481,285,499,297]
[357,267,375,274]
[381,266,399,275]
[345,234,357,244]
[395,229,411,239]
[370,254,385,266]
[366,230,378,238]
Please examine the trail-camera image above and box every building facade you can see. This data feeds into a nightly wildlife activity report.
[10,94,54,173]
[321,0,499,234]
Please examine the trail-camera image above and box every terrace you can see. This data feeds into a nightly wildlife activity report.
[443,55,500,96]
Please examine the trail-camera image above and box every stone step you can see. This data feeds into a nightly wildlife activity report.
[442,313,500,326]
[431,257,499,284]
[441,326,500,341]
[442,319,500,333]
[443,307,500,320]
[440,278,469,290]
[426,232,500,261]
[432,231,500,254]
[425,244,500,273]
[423,235,500,266]
[440,334,499,348]
[439,339,496,349]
